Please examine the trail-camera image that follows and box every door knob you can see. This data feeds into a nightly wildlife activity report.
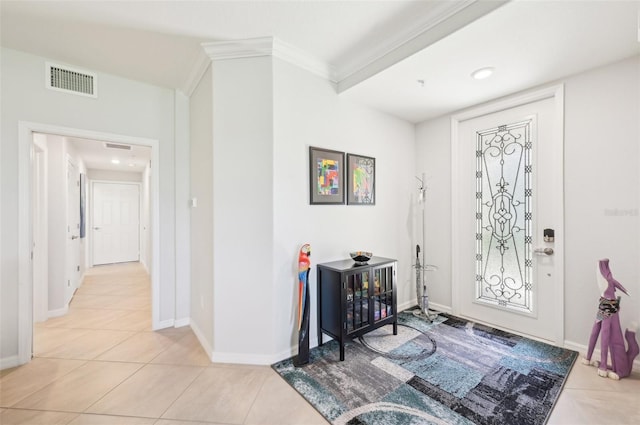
[534,247,554,256]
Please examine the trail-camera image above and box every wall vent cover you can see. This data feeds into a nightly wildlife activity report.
[46,62,97,98]
[104,142,131,150]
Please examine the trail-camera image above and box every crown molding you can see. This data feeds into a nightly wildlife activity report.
[335,0,474,82]
[183,37,337,96]
[337,0,508,92]
[183,0,502,96]
[202,37,274,61]
[272,38,336,83]
[200,36,336,82]
[182,49,212,97]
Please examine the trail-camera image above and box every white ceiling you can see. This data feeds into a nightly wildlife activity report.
[341,0,640,122]
[2,1,640,168]
[67,137,151,173]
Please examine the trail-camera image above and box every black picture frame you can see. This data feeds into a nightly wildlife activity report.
[347,153,375,205]
[309,146,345,205]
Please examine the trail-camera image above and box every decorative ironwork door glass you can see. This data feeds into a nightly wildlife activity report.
[475,120,533,313]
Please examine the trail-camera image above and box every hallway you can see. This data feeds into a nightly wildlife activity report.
[0,263,327,424]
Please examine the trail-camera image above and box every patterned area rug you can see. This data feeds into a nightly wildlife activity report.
[272,311,577,425]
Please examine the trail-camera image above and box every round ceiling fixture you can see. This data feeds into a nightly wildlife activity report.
[471,67,494,80]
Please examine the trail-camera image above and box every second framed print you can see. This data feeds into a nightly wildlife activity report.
[347,153,375,205]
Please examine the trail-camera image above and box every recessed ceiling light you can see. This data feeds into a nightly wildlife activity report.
[471,67,494,80]
[111,159,120,164]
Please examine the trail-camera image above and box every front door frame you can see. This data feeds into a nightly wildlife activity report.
[450,84,565,346]
[17,121,161,364]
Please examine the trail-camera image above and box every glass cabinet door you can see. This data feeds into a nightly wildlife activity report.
[373,266,393,323]
[346,270,370,332]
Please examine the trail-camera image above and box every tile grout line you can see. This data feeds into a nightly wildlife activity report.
[0,359,90,409]
[155,364,208,421]
[239,369,272,425]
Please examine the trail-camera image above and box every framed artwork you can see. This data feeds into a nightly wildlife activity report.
[347,153,375,205]
[309,146,345,205]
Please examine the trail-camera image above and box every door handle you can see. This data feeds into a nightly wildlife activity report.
[71,235,79,240]
[93,227,100,230]
[534,247,554,256]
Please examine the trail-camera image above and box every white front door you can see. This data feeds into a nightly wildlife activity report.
[452,87,564,344]
[92,182,140,265]
[66,159,81,301]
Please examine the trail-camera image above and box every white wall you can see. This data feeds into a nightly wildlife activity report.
[562,56,639,345]
[272,58,416,360]
[189,64,214,355]
[414,117,452,310]
[1,47,182,365]
[415,56,640,351]
[174,90,191,326]
[192,54,415,364]
[211,56,275,363]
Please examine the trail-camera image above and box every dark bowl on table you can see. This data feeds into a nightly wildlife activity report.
[350,251,372,265]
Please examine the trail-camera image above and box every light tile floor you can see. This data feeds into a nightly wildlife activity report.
[0,263,326,425]
[1,262,638,424]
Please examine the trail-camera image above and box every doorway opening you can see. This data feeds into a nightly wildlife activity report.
[18,121,161,364]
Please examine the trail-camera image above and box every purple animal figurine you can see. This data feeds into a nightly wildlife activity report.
[582,259,639,379]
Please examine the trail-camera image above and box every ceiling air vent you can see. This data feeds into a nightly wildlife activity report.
[46,62,97,98]
[104,142,131,150]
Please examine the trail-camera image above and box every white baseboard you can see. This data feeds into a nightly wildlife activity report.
[564,339,640,372]
[174,317,190,328]
[140,259,149,274]
[398,300,416,312]
[190,320,281,365]
[77,271,86,289]
[426,302,452,314]
[0,355,20,371]
[153,319,175,330]
[211,350,284,366]
[398,300,452,315]
[190,320,213,361]
[48,306,69,318]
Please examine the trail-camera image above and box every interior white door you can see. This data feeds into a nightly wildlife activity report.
[92,182,140,265]
[66,159,81,300]
[453,93,563,344]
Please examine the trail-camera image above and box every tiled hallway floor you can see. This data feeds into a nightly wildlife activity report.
[1,262,638,424]
[0,262,326,425]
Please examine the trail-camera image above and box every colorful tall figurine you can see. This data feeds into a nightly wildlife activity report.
[295,244,311,366]
[582,259,639,379]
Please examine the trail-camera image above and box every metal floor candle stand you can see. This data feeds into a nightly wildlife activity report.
[413,174,439,321]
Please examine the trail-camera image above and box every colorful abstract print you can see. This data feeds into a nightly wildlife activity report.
[352,157,374,204]
[317,158,340,195]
